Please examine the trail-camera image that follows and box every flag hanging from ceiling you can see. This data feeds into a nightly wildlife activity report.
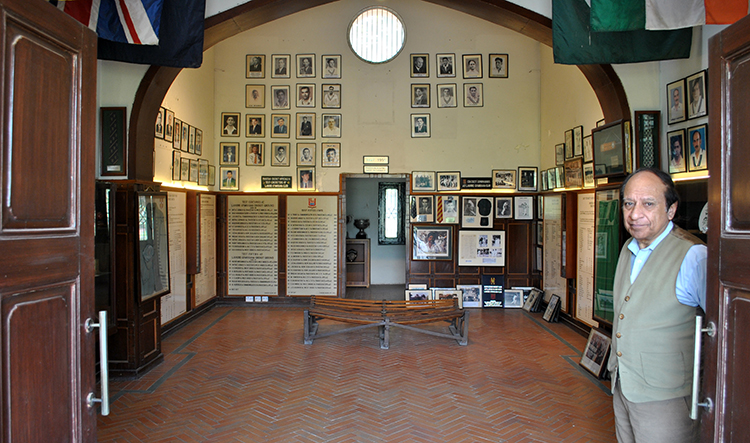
[553,0,692,65]
[591,0,747,31]
[52,0,163,45]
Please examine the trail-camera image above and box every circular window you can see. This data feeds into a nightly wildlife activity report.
[348,7,406,64]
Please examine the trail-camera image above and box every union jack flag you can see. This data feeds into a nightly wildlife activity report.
[51,0,163,45]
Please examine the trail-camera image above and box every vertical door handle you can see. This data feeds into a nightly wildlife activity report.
[690,315,715,420]
[85,310,110,416]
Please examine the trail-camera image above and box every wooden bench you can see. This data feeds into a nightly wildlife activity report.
[303,296,469,349]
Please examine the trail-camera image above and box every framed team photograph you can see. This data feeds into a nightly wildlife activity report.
[411,114,430,138]
[322,114,342,138]
[564,157,584,188]
[405,289,432,301]
[189,159,199,183]
[687,124,708,172]
[411,84,430,108]
[492,169,516,189]
[164,109,174,142]
[436,53,455,78]
[436,84,457,108]
[412,171,436,191]
[580,328,612,378]
[180,157,190,181]
[194,128,203,155]
[412,225,452,260]
[155,107,165,138]
[321,142,340,167]
[221,112,240,137]
[495,197,513,218]
[322,54,341,79]
[220,142,239,165]
[321,84,341,108]
[245,84,264,108]
[514,196,534,220]
[245,54,265,78]
[246,114,264,137]
[296,83,315,107]
[462,54,482,78]
[271,142,291,167]
[296,113,316,139]
[271,54,290,78]
[686,70,707,120]
[410,53,429,78]
[464,83,483,107]
[271,85,290,110]
[488,53,508,78]
[434,289,463,308]
[271,114,291,138]
[296,54,315,78]
[297,167,315,190]
[437,171,460,191]
[457,284,482,308]
[667,78,686,124]
[220,166,239,191]
[297,143,316,166]
[246,142,264,166]
[517,166,538,191]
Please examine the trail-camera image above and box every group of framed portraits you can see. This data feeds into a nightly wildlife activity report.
[545,124,596,190]
[171,152,214,187]
[246,54,341,80]
[409,194,535,227]
[246,83,341,110]
[412,167,539,192]
[410,83,485,109]
[405,284,534,310]
[158,106,214,187]
[221,112,342,139]
[410,53,509,79]
[666,70,708,174]
[219,140,341,168]
[667,124,708,174]
[667,70,707,125]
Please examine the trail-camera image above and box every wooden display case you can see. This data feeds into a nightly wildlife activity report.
[346,239,370,287]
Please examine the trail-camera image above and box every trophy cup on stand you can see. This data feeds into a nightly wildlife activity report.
[354,218,370,239]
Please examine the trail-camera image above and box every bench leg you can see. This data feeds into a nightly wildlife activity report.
[381,319,390,349]
[459,310,469,346]
[304,310,317,344]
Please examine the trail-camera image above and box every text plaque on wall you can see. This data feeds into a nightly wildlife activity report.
[195,194,216,305]
[287,195,338,296]
[227,195,279,296]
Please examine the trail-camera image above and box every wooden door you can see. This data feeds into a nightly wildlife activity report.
[703,14,750,442]
[0,1,97,441]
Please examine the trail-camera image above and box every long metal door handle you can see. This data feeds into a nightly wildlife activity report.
[690,315,715,420]
[85,310,110,416]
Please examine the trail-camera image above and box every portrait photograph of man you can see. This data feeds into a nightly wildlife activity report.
[489,53,508,78]
[687,71,707,119]
[462,54,482,78]
[296,113,316,139]
[411,53,428,77]
[687,125,707,172]
[297,143,315,166]
[667,79,686,124]
[437,84,457,108]
[297,84,314,107]
[221,112,240,137]
[322,84,341,109]
[245,54,265,78]
[411,114,430,138]
[220,142,239,165]
[271,143,290,167]
[246,142,264,166]
[322,55,341,79]
[220,167,239,191]
[322,114,341,138]
[436,53,455,78]
[321,143,340,167]
[271,114,290,138]
[245,85,264,108]
[297,54,315,78]
[271,54,290,78]
[411,84,430,108]
[246,115,264,137]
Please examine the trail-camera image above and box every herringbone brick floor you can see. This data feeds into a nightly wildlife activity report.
[97,306,615,442]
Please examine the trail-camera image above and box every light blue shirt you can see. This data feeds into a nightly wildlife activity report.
[628,221,707,311]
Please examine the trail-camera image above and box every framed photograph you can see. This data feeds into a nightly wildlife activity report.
[322,54,341,79]
[298,167,315,190]
[297,143,315,166]
[296,54,315,78]
[464,83,483,107]
[163,109,174,143]
[514,196,534,220]
[296,113,316,139]
[495,197,513,218]
[411,84,430,108]
[687,124,708,172]
[321,143,340,167]
[220,142,239,165]
[410,53,429,78]
[436,84,457,108]
[635,110,661,169]
[457,284,482,308]
[518,166,538,191]
[564,129,574,159]
[405,289,432,301]
[540,170,547,191]
[271,114,290,138]
[246,142,264,166]
[271,143,291,166]
[462,54,482,78]
[667,129,687,174]
[412,171,436,191]
[461,196,494,228]
[434,289,463,308]
[667,78,686,124]
[535,221,544,245]
[411,114,430,138]
[188,125,196,154]
[198,159,208,186]
[135,192,170,301]
[546,167,556,189]
[246,114,264,137]
[172,118,182,150]
[686,70,707,120]
[271,54,291,78]
[564,157,583,188]
[245,84,265,108]
[504,289,523,308]
[189,159,199,183]
[436,53,455,78]
[411,196,434,223]
[555,166,564,188]
[221,112,240,137]
[296,84,315,107]
[171,151,181,180]
[271,85,290,110]
[573,125,583,157]
[180,122,189,152]
[194,128,203,156]
[322,114,342,138]
[412,225,452,260]
[437,172,460,191]
[321,84,341,109]
[488,53,508,78]
[208,165,215,186]
[555,143,565,166]
[220,166,239,191]
[522,288,543,312]
[436,195,459,224]
[492,169,516,189]
[583,134,594,163]
[580,329,612,378]
[543,294,561,322]
[457,230,505,266]
[155,107,165,139]
[246,54,265,78]
[100,107,127,176]
[592,120,626,178]
[583,163,595,188]
[179,158,189,181]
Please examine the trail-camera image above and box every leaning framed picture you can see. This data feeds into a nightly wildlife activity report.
[667,78,686,124]
[457,284,482,308]
[411,114,430,137]
[543,294,561,322]
[504,289,523,308]
[135,192,170,301]
[686,70,707,120]
[579,329,612,378]
[457,230,505,266]
[411,171,436,191]
[592,120,626,179]
[517,166,538,191]
[433,289,463,308]
[406,289,432,301]
[514,196,534,220]
[437,171,461,191]
[687,124,708,172]
[412,225,453,260]
[492,169,516,189]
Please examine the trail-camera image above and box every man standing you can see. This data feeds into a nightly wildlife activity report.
[608,168,706,443]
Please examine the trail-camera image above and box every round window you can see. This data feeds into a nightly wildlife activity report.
[347,7,406,64]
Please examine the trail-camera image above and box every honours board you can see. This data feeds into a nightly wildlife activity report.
[287,195,338,296]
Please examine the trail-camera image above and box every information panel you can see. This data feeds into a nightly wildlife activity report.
[287,195,338,296]
[195,194,217,305]
[543,194,567,308]
[576,192,598,327]
[163,191,187,323]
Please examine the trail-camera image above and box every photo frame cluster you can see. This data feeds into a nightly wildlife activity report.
[156,106,213,187]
